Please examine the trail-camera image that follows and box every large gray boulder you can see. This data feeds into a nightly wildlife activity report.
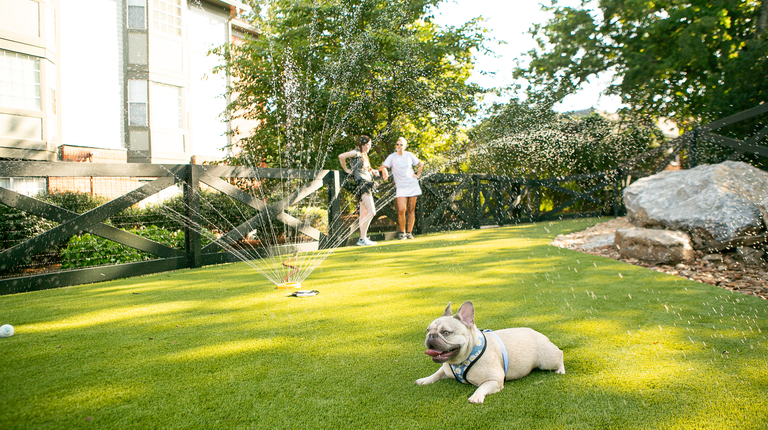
[623,161,768,245]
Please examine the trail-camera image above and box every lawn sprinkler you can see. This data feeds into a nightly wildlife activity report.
[278,252,301,290]
[288,290,319,297]
[0,324,14,338]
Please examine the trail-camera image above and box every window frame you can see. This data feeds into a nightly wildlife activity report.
[0,49,42,111]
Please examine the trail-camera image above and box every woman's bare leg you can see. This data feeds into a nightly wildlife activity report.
[359,193,376,238]
[406,196,418,234]
[396,197,407,233]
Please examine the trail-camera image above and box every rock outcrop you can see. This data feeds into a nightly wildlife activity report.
[623,161,768,246]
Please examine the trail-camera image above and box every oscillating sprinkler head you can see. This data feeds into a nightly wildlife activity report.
[280,252,300,289]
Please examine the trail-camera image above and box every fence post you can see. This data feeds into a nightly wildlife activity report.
[688,129,699,168]
[323,170,340,249]
[184,164,202,268]
[416,176,427,234]
[471,175,479,229]
[493,180,503,227]
[612,168,621,217]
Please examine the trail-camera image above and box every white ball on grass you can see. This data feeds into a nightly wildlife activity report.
[0,324,14,338]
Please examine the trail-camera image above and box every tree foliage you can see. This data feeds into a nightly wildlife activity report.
[214,0,488,170]
[515,0,768,128]
[466,101,665,178]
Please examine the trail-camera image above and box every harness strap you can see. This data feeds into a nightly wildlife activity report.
[484,330,509,375]
[449,330,486,384]
[449,329,509,383]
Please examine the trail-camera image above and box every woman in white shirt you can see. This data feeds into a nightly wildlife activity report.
[379,137,424,240]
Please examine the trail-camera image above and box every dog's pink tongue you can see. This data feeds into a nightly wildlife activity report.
[425,349,442,357]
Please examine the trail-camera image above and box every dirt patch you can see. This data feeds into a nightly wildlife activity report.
[552,217,768,300]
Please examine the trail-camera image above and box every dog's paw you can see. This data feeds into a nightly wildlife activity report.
[468,394,485,404]
[556,363,566,374]
[415,377,431,385]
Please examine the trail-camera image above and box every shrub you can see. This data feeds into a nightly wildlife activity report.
[0,191,106,251]
[0,204,54,251]
[123,189,261,232]
[60,225,212,270]
[41,191,108,214]
[288,205,328,233]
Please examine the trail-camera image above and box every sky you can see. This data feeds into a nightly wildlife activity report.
[431,0,624,113]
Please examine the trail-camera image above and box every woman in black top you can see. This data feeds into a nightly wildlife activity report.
[339,135,384,246]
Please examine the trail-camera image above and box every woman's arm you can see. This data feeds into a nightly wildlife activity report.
[338,150,356,174]
[378,165,389,181]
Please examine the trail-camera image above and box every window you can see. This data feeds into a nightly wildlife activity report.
[152,0,182,37]
[127,0,147,29]
[150,82,182,129]
[0,49,41,111]
[128,79,148,126]
[150,82,184,153]
[0,177,47,196]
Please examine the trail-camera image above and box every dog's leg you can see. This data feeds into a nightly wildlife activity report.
[554,349,566,374]
[467,380,503,404]
[415,368,450,385]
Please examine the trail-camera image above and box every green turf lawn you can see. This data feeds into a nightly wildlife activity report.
[1,218,766,429]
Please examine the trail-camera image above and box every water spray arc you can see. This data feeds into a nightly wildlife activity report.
[129,0,481,291]
[136,160,406,290]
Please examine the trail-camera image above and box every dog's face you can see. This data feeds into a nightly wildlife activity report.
[424,301,476,364]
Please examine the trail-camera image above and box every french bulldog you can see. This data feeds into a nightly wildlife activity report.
[415,301,565,403]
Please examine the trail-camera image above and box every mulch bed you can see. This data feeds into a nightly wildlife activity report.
[584,245,767,300]
[553,217,767,300]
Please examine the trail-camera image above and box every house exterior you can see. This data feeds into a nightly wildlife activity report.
[0,0,257,196]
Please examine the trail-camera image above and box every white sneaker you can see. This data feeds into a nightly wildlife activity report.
[356,237,377,246]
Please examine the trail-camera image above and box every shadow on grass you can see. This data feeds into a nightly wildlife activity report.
[1,218,767,429]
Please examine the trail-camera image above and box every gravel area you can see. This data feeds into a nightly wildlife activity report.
[552,217,768,300]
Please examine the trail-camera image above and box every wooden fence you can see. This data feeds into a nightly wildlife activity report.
[0,163,341,295]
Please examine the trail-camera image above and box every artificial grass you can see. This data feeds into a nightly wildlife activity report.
[1,218,766,429]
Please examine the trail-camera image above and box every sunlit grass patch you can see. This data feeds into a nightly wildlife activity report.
[1,218,766,429]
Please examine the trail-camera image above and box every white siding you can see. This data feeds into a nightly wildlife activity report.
[186,1,229,158]
[59,0,124,149]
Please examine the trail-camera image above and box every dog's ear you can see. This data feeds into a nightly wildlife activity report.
[442,302,452,317]
[455,301,475,327]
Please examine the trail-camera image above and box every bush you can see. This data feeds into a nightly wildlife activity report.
[467,101,664,178]
[287,205,328,233]
[123,189,261,232]
[0,191,106,251]
[0,204,53,251]
[40,191,108,214]
[60,225,213,270]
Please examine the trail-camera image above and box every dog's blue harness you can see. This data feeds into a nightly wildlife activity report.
[450,329,509,384]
